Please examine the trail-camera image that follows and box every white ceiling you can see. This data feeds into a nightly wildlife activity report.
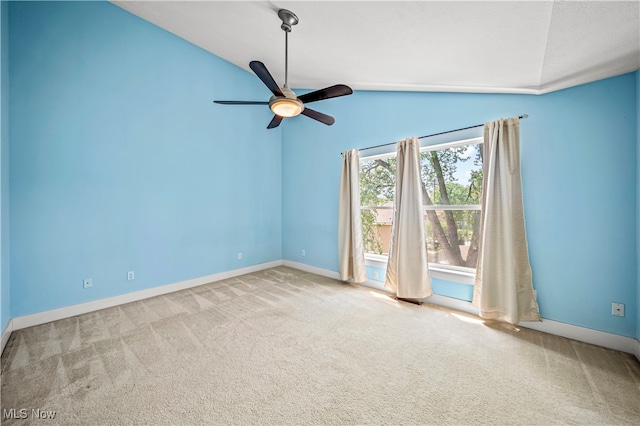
[112,1,640,95]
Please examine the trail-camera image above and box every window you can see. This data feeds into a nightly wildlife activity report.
[360,137,483,274]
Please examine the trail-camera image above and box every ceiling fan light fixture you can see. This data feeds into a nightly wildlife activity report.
[269,97,304,117]
[213,9,352,129]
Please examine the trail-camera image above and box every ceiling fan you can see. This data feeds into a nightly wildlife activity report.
[213,9,353,129]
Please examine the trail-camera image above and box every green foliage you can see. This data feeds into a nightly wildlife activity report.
[359,158,396,254]
[359,158,396,206]
[420,146,472,204]
[361,209,383,254]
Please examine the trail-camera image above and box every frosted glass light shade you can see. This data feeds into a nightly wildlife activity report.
[270,98,304,117]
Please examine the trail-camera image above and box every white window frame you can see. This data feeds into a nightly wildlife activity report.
[360,137,482,285]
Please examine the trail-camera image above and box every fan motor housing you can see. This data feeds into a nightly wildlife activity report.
[269,89,304,117]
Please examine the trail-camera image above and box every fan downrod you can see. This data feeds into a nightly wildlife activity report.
[278,9,298,32]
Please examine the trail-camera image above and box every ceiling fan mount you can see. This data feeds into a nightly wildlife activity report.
[213,9,353,129]
[278,9,298,32]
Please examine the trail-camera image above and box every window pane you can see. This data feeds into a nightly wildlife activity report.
[361,208,392,255]
[420,143,482,268]
[424,210,480,268]
[420,144,482,206]
[360,158,395,255]
[359,141,483,269]
[359,159,396,207]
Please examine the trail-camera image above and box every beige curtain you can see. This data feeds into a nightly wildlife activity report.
[338,150,366,283]
[385,137,432,299]
[473,118,540,324]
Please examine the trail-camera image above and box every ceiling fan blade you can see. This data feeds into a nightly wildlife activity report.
[213,101,269,105]
[267,115,283,129]
[301,108,335,126]
[297,84,353,104]
[250,61,284,97]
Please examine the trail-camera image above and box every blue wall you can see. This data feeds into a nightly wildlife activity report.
[9,1,282,317]
[637,70,640,341]
[1,0,9,332]
[282,73,638,338]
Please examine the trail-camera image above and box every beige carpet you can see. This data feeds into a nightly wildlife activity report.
[1,266,639,425]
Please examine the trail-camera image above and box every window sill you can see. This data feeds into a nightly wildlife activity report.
[364,253,475,285]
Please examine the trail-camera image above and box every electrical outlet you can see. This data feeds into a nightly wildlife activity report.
[612,302,625,317]
[83,278,93,289]
[127,271,135,281]
[237,252,243,261]
[301,249,306,257]
[373,271,379,279]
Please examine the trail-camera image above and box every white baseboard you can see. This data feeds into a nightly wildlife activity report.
[282,260,341,280]
[11,260,283,331]
[284,261,478,315]
[520,319,639,357]
[348,274,481,316]
[1,318,13,355]
[5,259,640,362]
[283,261,640,358]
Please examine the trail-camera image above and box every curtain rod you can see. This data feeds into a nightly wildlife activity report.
[343,114,528,155]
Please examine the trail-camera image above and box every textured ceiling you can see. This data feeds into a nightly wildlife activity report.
[112,1,640,94]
